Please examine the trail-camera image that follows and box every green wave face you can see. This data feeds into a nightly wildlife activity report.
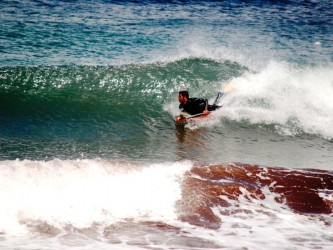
[0,59,245,120]
[0,58,246,160]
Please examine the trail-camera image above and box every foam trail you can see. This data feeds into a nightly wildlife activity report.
[219,62,333,138]
[0,159,192,235]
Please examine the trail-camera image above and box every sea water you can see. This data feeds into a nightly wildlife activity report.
[1,0,333,249]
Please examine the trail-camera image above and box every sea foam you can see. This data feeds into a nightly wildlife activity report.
[0,159,191,235]
[219,61,333,139]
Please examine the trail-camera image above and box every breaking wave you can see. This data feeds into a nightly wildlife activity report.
[0,159,332,249]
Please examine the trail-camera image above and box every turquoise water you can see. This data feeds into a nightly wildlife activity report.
[1,1,333,249]
[1,60,332,167]
[1,0,333,175]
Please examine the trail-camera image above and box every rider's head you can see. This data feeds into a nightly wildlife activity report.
[178,90,189,104]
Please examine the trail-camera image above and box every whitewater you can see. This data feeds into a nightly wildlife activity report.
[0,159,332,250]
[1,0,333,249]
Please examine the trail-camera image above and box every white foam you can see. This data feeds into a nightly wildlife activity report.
[0,159,192,235]
[181,185,333,250]
[0,159,332,249]
[218,61,333,138]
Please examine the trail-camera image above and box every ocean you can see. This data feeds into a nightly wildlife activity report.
[0,0,333,249]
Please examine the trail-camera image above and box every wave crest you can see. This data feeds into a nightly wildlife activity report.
[219,62,333,139]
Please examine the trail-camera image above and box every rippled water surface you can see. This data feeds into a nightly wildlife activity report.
[1,0,333,249]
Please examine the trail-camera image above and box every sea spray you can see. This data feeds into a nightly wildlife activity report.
[220,61,333,138]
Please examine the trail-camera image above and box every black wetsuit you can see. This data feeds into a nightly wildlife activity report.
[179,98,208,115]
[207,104,220,111]
[179,97,222,115]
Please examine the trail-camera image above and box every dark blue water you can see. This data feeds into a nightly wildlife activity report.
[1,0,332,66]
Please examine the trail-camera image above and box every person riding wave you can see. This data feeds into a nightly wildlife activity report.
[178,90,222,116]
